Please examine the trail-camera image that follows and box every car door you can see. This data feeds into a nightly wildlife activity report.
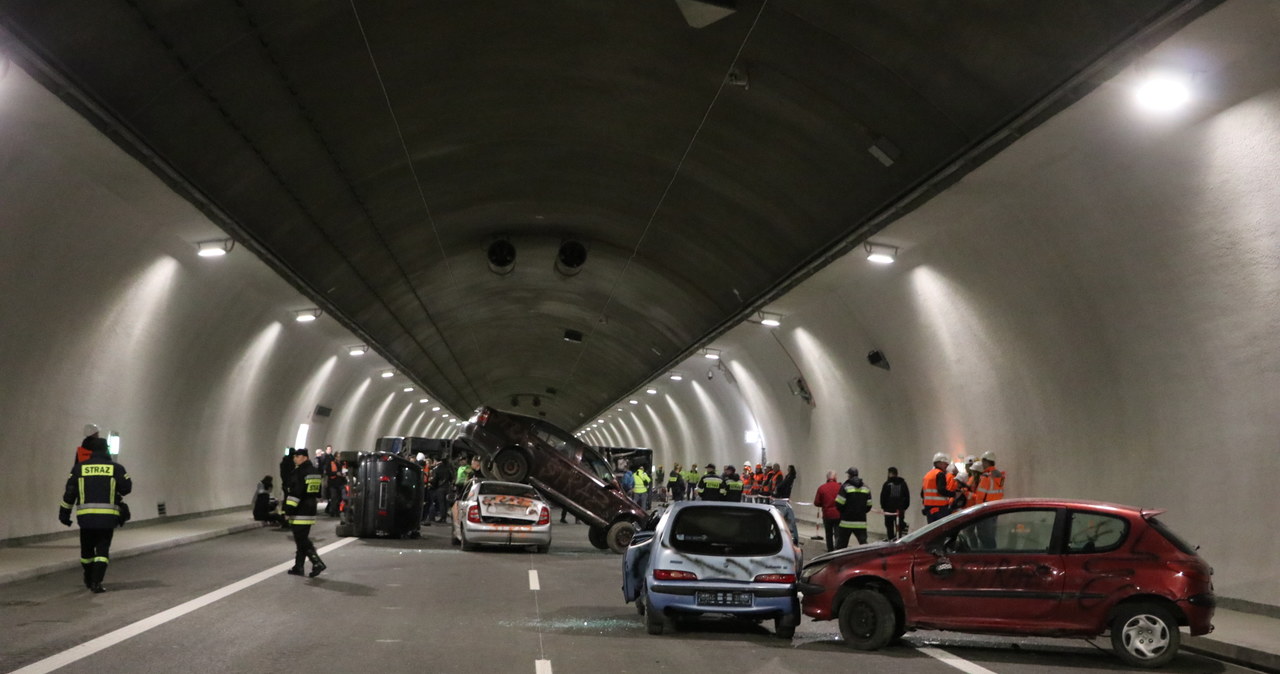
[1056,509,1134,630]
[911,508,1067,630]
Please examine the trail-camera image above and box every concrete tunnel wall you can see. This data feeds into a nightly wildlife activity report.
[0,62,461,542]
[0,0,1276,609]
[580,0,1280,608]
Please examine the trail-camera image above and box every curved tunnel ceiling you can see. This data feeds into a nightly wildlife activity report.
[0,0,1219,428]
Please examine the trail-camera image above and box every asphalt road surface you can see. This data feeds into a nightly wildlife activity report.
[0,520,1247,674]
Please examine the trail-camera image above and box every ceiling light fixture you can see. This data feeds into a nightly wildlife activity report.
[646,388,657,395]
[629,399,639,405]
[196,238,234,258]
[380,370,395,379]
[403,387,415,393]
[419,398,429,403]
[293,308,321,322]
[864,242,897,264]
[432,406,440,412]
[758,311,782,327]
[348,344,368,356]
[702,347,721,360]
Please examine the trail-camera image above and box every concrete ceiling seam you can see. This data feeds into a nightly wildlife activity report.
[564,0,771,389]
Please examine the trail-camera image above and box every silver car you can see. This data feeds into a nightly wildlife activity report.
[622,501,814,637]
[451,480,553,553]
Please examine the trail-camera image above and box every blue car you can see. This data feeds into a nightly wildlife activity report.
[622,501,815,637]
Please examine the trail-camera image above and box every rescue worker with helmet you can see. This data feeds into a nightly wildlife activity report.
[833,467,871,548]
[971,452,1006,505]
[922,452,958,523]
[696,464,724,501]
[283,448,326,578]
[59,436,131,592]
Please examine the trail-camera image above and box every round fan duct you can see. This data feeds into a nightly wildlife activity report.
[555,240,587,276]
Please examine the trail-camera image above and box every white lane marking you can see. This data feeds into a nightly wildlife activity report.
[528,569,541,591]
[917,646,1000,674]
[10,537,358,674]
[535,659,553,674]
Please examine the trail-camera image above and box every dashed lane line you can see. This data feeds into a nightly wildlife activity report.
[529,569,541,591]
[9,536,358,674]
[535,659,553,674]
[917,646,1001,674]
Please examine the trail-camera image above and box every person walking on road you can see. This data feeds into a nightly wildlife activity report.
[813,471,842,552]
[834,468,871,548]
[59,436,131,592]
[283,448,326,578]
[879,467,910,541]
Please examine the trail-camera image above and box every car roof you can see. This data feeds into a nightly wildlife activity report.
[475,479,540,491]
[665,501,779,514]
[973,497,1148,516]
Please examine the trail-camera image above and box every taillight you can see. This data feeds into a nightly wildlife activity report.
[753,573,796,583]
[653,569,698,581]
[378,476,391,482]
[467,505,481,523]
[476,408,490,426]
[537,507,550,525]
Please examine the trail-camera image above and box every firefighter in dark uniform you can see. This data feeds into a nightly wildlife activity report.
[722,466,744,502]
[283,448,326,577]
[59,436,131,593]
[695,464,724,501]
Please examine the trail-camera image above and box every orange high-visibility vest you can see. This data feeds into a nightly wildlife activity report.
[973,468,1006,504]
[742,471,755,495]
[922,468,950,508]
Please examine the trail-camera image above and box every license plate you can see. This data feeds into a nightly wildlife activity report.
[696,590,752,607]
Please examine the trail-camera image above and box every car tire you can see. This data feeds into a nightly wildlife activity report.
[645,594,666,635]
[588,526,609,550]
[335,522,353,538]
[838,589,896,650]
[1110,602,1180,668]
[606,520,637,554]
[774,617,796,639]
[492,448,530,483]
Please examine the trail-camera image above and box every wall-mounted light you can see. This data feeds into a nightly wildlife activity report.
[669,372,684,382]
[419,398,429,403]
[380,369,395,379]
[646,388,658,395]
[294,308,322,323]
[196,238,235,258]
[348,344,368,356]
[702,347,721,360]
[758,312,782,327]
[864,242,897,264]
[403,387,415,393]
[629,399,639,405]
[616,407,623,412]
[432,406,441,412]
[1134,72,1192,112]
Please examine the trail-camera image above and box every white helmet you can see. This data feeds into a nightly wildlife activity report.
[83,423,100,437]
[981,451,996,463]
[932,452,949,464]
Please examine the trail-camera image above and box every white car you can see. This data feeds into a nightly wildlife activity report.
[451,480,553,553]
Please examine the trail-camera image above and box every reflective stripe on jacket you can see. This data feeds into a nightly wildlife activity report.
[922,468,950,508]
[973,469,1006,504]
[61,456,131,529]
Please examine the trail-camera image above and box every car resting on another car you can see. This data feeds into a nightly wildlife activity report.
[450,479,553,553]
[623,501,820,637]
[798,498,1213,668]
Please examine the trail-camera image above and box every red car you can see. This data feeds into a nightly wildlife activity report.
[799,498,1213,668]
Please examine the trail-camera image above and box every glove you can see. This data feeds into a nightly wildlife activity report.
[59,511,72,527]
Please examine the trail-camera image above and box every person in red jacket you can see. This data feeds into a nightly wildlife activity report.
[813,471,842,552]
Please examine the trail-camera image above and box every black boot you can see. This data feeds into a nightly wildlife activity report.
[89,561,107,593]
[287,550,305,576]
[82,562,93,589]
[306,549,326,578]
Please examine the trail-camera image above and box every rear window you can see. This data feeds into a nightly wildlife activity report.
[479,482,538,499]
[669,507,781,556]
[1147,516,1198,555]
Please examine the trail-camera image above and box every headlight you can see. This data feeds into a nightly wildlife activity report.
[800,562,829,583]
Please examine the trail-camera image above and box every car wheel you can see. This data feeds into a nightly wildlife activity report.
[492,448,530,483]
[606,520,637,554]
[645,594,666,635]
[588,525,609,550]
[460,528,478,552]
[1110,602,1180,668]
[838,589,896,650]
[335,522,353,538]
[774,617,796,639]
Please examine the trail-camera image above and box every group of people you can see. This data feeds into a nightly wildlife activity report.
[418,452,484,525]
[632,461,800,542]
[811,452,1007,552]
